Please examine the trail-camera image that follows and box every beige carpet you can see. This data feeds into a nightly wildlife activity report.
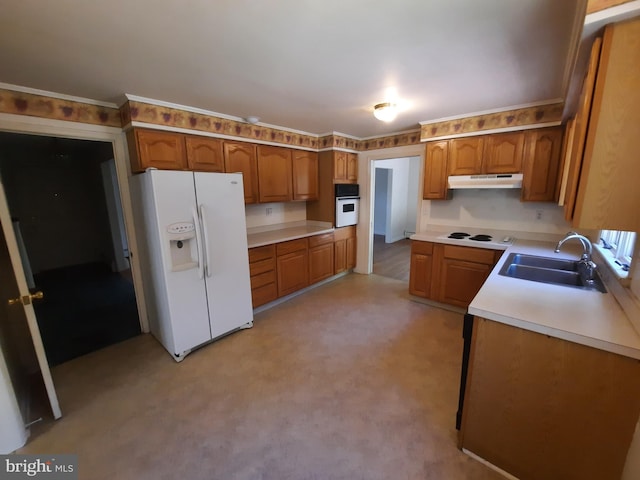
[19,273,502,480]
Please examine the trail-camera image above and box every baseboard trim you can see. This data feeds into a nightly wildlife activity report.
[462,449,520,480]
[253,270,351,314]
[408,295,466,315]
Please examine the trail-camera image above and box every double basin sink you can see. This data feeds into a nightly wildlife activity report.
[498,253,607,293]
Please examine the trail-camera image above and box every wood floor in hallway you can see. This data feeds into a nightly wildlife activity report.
[372,234,411,282]
[19,274,502,480]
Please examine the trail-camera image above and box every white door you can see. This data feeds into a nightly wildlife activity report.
[194,173,253,338]
[0,178,61,420]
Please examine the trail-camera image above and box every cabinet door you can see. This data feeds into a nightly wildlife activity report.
[483,132,524,174]
[130,129,187,172]
[309,243,334,284]
[292,150,318,201]
[573,18,640,231]
[423,141,449,199]
[346,235,356,269]
[563,37,602,222]
[277,249,309,296]
[257,145,292,203]
[333,151,347,182]
[448,137,484,175]
[224,141,259,204]
[334,239,346,273]
[409,241,434,297]
[438,259,492,307]
[185,136,224,172]
[346,153,358,183]
[521,127,563,202]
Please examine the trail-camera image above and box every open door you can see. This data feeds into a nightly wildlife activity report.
[0,177,61,420]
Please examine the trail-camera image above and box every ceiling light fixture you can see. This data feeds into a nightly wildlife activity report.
[373,102,398,122]
[244,116,260,124]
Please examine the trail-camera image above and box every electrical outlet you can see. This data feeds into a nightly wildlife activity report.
[266,207,272,216]
[536,209,543,220]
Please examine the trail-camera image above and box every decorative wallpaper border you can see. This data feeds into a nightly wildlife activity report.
[318,134,359,151]
[420,103,564,141]
[123,100,320,149]
[0,88,121,127]
[360,131,422,151]
[1,87,565,152]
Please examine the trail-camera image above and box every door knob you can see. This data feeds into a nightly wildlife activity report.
[7,291,44,306]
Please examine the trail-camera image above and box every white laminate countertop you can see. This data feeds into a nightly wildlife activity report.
[468,239,640,360]
[247,221,334,248]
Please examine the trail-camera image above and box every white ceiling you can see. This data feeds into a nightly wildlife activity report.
[0,0,587,138]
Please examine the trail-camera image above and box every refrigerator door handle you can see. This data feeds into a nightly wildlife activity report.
[192,207,205,280]
[199,204,213,278]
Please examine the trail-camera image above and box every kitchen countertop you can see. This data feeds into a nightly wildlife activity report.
[410,230,640,359]
[468,239,640,360]
[247,220,334,248]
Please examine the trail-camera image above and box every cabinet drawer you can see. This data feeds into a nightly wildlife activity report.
[249,245,276,263]
[411,240,434,255]
[251,283,278,308]
[334,225,355,241]
[276,238,308,256]
[249,257,275,277]
[442,245,496,265]
[309,232,335,247]
[250,270,276,289]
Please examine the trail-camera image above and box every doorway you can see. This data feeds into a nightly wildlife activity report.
[371,156,421,282]
[0,132,141,367]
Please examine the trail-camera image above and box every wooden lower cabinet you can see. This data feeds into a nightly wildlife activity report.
[460,317,640,480]
[276,238,309,297]
[334,226,356,273]
[249,231,352,308]
[409,240,434,297]
[435,245,498,308]
[409,241,501,308]
[308,233,334,284]
[248,245,277,307]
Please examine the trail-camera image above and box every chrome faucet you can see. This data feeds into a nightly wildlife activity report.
[555,232,597,282]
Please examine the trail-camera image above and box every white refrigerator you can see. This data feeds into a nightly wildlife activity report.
[130,169,253,361]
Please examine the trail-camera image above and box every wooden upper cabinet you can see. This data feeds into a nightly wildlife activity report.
[224,141,259,204]
[257,145,292,203]
[521,127,563,202]
[572,18,640,231]
[128,129,187,172]
[483,132,524,174]
[333,151,347,182]
[346,153,358,183]
[292,150,318,201]
[564,37,603,222]
[185,136,224,172]
[448,137,484,175]
[423,141,449,200]
[333,151,358,184]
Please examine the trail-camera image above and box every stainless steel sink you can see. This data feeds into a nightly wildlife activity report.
[498,253,607,293]
[507,253,578,272]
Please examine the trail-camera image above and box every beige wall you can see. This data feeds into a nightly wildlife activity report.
[245,202,306,229]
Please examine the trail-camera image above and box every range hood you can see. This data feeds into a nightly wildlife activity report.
[447,173,523,189]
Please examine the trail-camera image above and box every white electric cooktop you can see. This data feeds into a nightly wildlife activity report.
[436,231,515,248]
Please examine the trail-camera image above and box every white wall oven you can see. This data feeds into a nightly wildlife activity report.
[335,184,359,228]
